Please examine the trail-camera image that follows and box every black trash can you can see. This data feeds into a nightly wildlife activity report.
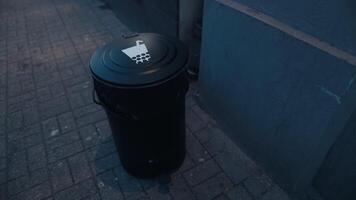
[89,33,189,178]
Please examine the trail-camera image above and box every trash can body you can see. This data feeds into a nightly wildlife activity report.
[90,33,189,178]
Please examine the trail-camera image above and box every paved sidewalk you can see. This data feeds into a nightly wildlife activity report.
[0,0,291,199]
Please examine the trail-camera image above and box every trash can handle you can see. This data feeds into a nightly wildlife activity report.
[92,89,139,120]
[92,89,102,106]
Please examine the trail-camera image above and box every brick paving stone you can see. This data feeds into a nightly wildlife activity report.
[0,157,6,171]
[67,152,92,183]
[6,111,23,131]
[125,192,150,200]
[49,160,73,192]
[46,130,80,150]
[7,123,42,142]
[68,90,92,109]
[94,120,112,142]
[22,106,40,126]
[244,173,275,199]
[9,181,52,200]
[169,175,195,200]
[214,148,255,185]
[54,178,97,200]
[47,140,84,163]
[214,194,230,200]
[91,152,121,175]
[0,135,5,157]
[260,185,290,200]
[0,184,6,200]
[27,143,47,171]
[183,159,221,186]
[79,124,106,148]
[39,96,70,119]
[42,117,61,139]
[57,112,76,133]
[226,185,253,200]
[191,104,216,126]
[0,170,5,185]
[173,153,195,176]
[186,130,211,164]
[113,166,142,198]
[76,109,107,127]
[84,193,101,200]
[8,150,28,180]
[8,168,48,196]
[139,179,158,191]
[195,126,224,145]
[146,186,172,200]
[192,173,233,200]
[186,108,206,132]
[86,140,117,162]
[96,170,124,200]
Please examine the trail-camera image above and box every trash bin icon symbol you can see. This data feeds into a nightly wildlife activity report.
[121,40,151,64]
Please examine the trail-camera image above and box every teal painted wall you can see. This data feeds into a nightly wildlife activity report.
[313,111,356,200]
[199,0,356,198]
[104,0,179,37]
[233,0,356,55]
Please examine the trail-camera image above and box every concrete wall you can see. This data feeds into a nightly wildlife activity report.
[105,0,179,37]
[199,0,356,198]
[232,0,356,56]
[313,111,356,200]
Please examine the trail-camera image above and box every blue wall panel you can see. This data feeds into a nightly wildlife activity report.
[200,0,356,197]
[232,0,356,56]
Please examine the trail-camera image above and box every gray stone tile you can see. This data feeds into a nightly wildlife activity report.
[192,173,233,200]
[86,140,117,162]
[27,144,47,171]
[8,168,48,196]
[8,150,28,180]
[183,159,221,186]
[0,157,6,171]
[226,185,253,200]
[244,174,273,199]
[42,117,60,139]
[91,153,121,175]
[214,147,256,185]
[79,125,106,149]
[0,170,5,185]
[147,186,172,200]
[186,131,211,164]
[47,140,84,163]
[39,96,70,119]
[57,112,76,133]
[214,194,230,200]
[169,175,195,200]
[49,160,73,192]
[54,178,97,200]
[68,152,92,183]
[10,181,52,200]
[0,183,6,200]
[96,170,124,200]
[186,108,206,132]
[113,166,142,198]
[260,185,291,200]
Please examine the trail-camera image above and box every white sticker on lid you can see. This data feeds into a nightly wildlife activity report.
[121,40,151,64]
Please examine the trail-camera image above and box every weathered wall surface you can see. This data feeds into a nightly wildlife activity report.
[105,0,179,37]
[199,0,356,198]
[313,110,356,200]
[233,0,356,55]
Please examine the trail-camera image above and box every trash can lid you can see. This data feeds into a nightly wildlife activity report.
[89,33,188,87]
